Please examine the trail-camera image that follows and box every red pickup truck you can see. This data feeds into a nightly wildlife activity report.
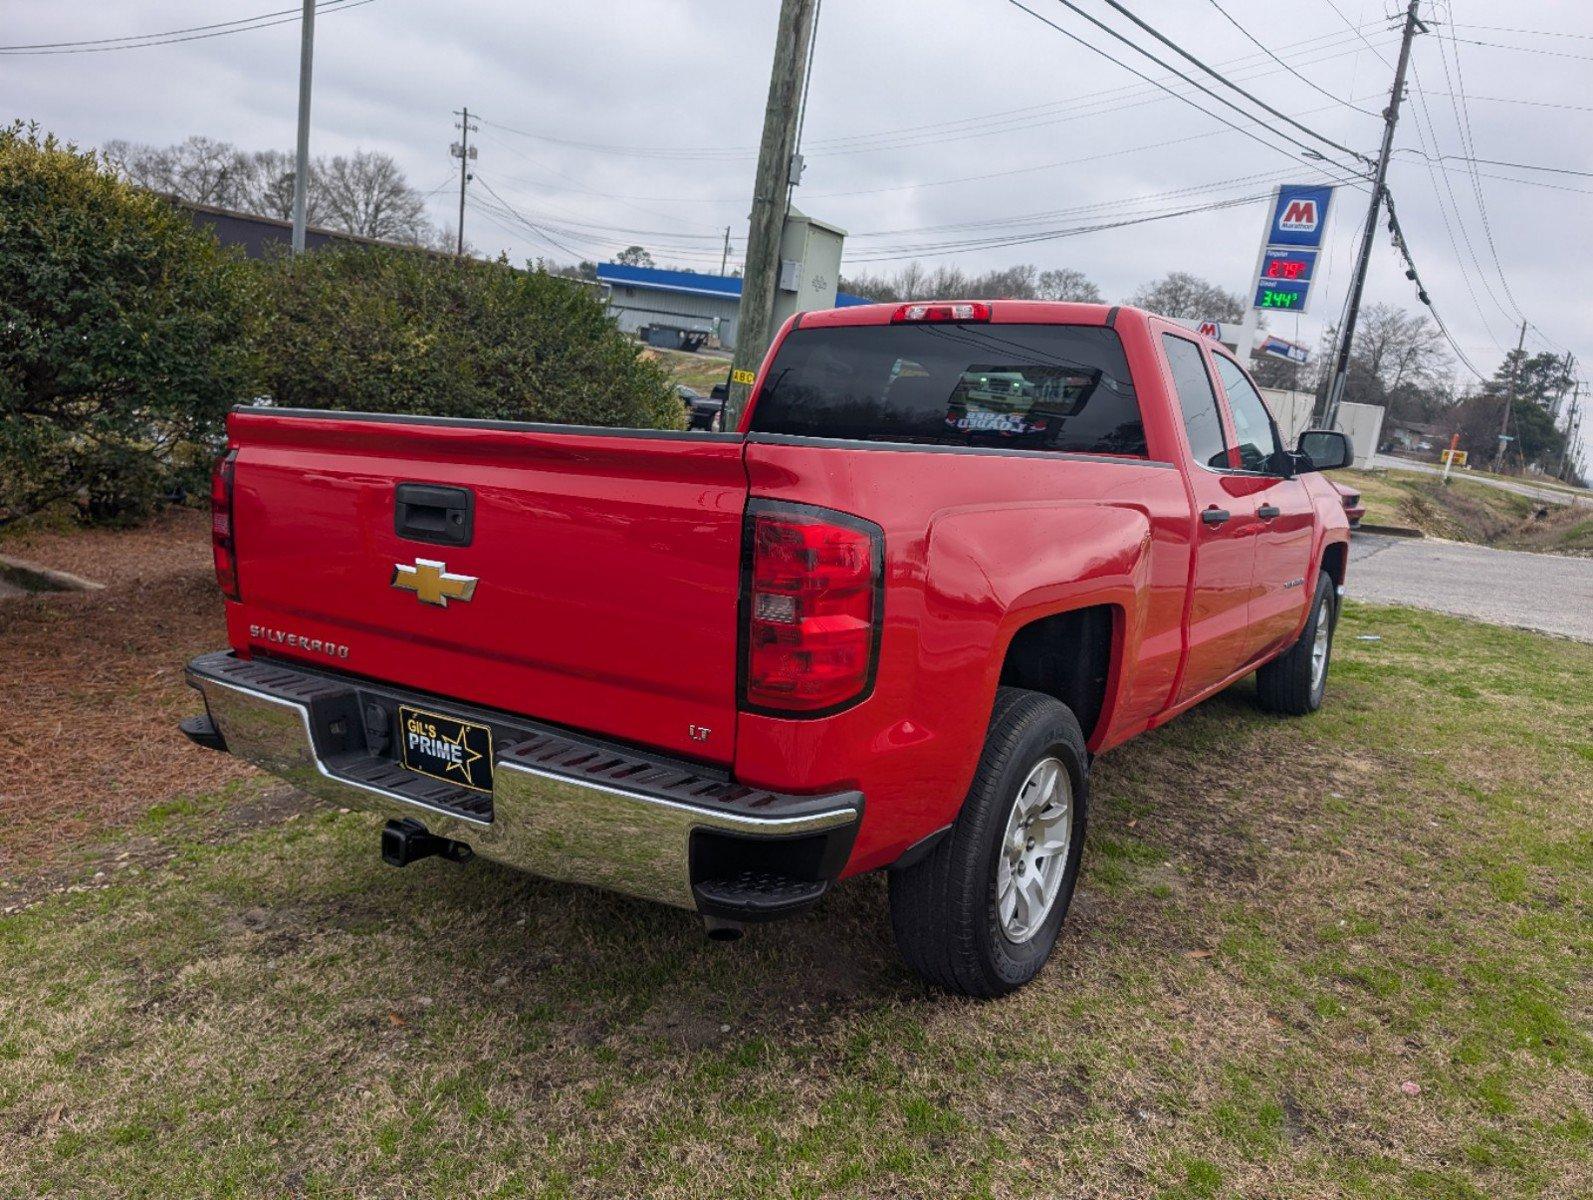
[182,301,1353,996]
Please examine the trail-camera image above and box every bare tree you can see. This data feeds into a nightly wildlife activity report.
[1317,304,1453,414]
[1128,271,1244,322]
[102,136,434,244]
[317,151,429,243]
[1349,304,1450,396]
[1037,267,1103,302]
[239,150,308,222]
[102,135,252,208]
[840,261,1101,304]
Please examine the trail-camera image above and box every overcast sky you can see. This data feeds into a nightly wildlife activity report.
[6,1,1590,411]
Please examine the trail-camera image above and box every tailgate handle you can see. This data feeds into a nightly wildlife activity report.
[395,483,474,547]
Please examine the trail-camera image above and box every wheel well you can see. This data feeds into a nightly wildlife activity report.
[1320,540,1347,588]
[997,605,1115,744]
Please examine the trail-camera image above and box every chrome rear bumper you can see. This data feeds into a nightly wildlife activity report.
[185,652,860,913]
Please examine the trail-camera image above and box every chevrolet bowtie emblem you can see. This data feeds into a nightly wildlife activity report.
[391,558,478,607]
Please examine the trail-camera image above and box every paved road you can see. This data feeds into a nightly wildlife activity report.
[1349,533,1593,641]
[1370,453,1593,509]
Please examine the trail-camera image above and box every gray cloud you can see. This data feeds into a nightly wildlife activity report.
[5,0,1589,376]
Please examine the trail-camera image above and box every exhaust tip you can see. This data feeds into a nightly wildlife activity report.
[703,916,745,942]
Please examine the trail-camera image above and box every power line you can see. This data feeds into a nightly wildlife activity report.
[1446,21,1593,42]
[1431,14,1568,357]
[1402,55,1512,353]
[803,25,1379,149]
[474,30,1395,168]
[1201,0,1379,116]
[469,179,734,263]
[842,192,1278,263]
[469,182,591,261]
[1382,191,1489,381]
[1094,0,1374,162]
[1001,0,1365,186]
[847,167,1344,240]
[1449,34,1593,63]
[0,0,375,55]
[1411,89,1593,115]
[1436,155,1593,181]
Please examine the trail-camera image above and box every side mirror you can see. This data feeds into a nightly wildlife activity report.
[1296,429,1353,471]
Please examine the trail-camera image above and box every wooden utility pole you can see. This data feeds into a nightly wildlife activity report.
[720,226,732,276]
[1322,0,1425,429]
[1494,318,1527,470]
[723,0,820,430]
[452,107,478,258]
[1558,381,1582,481]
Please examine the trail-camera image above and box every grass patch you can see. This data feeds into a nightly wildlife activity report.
[644,344,733,393]
[1339,467,1593,553]
[0,601,1588,1197]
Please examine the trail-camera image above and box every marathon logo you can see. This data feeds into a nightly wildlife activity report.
[1279,198,1320,233]
[249,624,351,659]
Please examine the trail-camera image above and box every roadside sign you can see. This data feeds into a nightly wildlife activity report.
[1168,317,1230,344]
[1244,184,1336,317]
[1260,334,1311,364]
[1440,433,1465,483]
[1259,246,1318,284]
[1264,185,1335,248]
[1254,279,1312,311]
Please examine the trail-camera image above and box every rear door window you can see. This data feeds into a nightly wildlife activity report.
[750,323,1147,456]
[1160,334,1231,471]
[1212,355,1285,474]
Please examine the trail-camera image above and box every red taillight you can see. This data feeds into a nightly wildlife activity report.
[890,301,992,324]
[211,449,240,601]
[743,504,881,714]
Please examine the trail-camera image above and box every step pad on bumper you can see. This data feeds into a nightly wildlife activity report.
[183,651,861,914]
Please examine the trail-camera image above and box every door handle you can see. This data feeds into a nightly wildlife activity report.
[1256,504,1281,520]
[1201,507,1231,526]
[395,483,474,547]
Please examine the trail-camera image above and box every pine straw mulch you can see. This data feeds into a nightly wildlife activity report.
[0,508,254,877]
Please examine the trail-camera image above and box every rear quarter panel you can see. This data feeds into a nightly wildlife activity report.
[734,307,1204,875]
[736,442,1192,876]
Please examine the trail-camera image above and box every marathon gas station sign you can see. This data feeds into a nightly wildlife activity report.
[1249,184,1334,313]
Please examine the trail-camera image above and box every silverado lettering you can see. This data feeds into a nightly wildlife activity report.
[247,625,350,658]
[184,301,1353,997]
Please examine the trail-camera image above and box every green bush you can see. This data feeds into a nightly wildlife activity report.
[2,127,681,527]
[0,123,262,526]
[259,245,681,430]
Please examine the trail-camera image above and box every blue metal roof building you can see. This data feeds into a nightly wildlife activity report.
[596,262,869,351]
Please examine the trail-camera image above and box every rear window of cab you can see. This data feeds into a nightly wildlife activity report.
[750,323,1146,456]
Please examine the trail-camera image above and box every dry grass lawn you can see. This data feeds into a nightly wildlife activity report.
[0,520,1587,1198]
[1340,467,1593,555]
[0,509,250,872]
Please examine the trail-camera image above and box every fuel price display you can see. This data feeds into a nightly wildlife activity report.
[1260,247,1317,284]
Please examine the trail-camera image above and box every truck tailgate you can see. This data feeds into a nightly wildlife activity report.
[225,409,747,764]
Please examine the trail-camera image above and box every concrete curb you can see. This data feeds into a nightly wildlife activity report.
[0,553,106,593]
[1355,523,1425,539]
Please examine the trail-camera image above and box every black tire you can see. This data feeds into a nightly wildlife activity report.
[889,687,1088,998]
[1255,570,1337,716]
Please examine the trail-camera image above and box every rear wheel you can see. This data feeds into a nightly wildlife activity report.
[1255,570,1337,715]
[889,687,1088,997]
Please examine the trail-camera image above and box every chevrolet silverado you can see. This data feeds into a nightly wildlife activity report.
[181,300,1353,996]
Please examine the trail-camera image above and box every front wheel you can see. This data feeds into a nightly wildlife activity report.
[889,688,1088,997]
[1255,570,1337,715]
